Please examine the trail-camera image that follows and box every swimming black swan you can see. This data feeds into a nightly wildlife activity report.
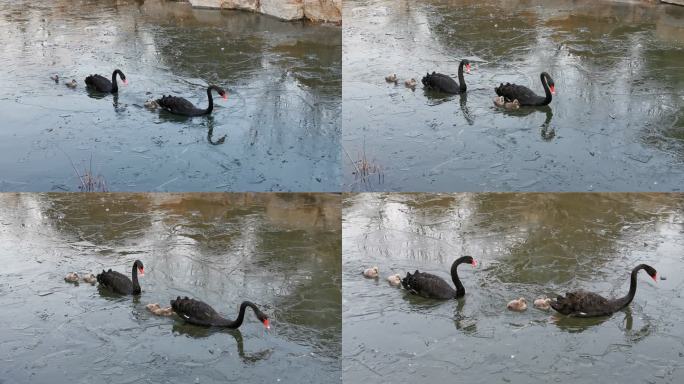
[171,296,270,329]
[495,72,555,106]
[422,59,470,94]
[156,85,228,116]
[85,69,127,93]
[551,264,657,317]
[96,260,144,295]
[401,256,477,299]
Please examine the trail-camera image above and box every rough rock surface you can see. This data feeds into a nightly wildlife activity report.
[187,0,340,22]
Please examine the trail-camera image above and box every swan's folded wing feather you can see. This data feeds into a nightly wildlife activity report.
[554,290,611,316]
[496,83,539,103]
[422,72,460,93]
[402,271,455,299]
[171,297,220,322]
[157,96,197,114]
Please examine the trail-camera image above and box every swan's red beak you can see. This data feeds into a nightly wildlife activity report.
[549,85,555,95]
[221,92,228,100]
[123,79,128,85]
[471,259,478,267]
[652,274,658,282]
[465,64,471,74]
[263,319,270,329]
[138,267,144,277]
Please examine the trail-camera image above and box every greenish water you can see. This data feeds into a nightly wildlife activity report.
[343,0,684,191]
[0,193,341,383]
[0,0,341,192]
[343,193,684,383]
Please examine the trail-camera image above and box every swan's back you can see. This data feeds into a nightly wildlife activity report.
[402,270,456,299]
[171,296,222,326]
[85,74,112,93]
[421,72,461,94]
[96,269,133,294]
[551,290,614,317]
[495,82,546,106]
[156,96,205,116]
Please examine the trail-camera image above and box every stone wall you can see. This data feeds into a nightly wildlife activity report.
[187,0,341,23]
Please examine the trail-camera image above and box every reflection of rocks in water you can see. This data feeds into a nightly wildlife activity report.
[472,193,675,285]
[171,323,273,364]
[265,193,341,231]
[151,193,340,231]
[41,193,153,246]
[655,9,684,45]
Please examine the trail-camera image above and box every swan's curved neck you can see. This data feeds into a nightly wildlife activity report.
[450,260,465,297]
[216,301,259,328]
[111,70,122,93]
[457,61,467,92]
[204,86,216,114]
[540,73,552,105]
[131,264,140,294]
[613,265,645,310]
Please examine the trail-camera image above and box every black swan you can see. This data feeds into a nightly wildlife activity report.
[85,69,127,93]
[422,59,470,94]
[171,296,270,329]
[551,264,657,317]
[96,260,144,295]
[495,72,555,106]
[401,256,477,299]
[156,85,228,117]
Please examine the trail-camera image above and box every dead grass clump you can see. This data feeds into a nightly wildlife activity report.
[69,154,109,192]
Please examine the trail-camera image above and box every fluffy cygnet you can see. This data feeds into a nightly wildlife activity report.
[507,297,527,312]
[363,266,379,278]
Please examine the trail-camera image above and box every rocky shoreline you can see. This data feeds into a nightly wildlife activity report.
[187,0,341,23]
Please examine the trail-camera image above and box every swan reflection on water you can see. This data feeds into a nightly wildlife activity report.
[205,116,227,145]
[497,105,555,140]
[551,311,614,333]
[171,323,273,364]
[96,284,142,305]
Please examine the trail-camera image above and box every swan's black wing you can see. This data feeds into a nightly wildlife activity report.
[402,270,456,299]
[156,96,204,116]
[551,290,613,317]
[171,296,222,326]
[96,269,133,294]
[422,72,461,94]
[494,82,545,106]
[85,74,112,93]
